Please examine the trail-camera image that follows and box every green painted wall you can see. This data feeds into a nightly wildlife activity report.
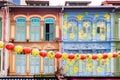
[113,12,120,76]
[0,18,2,40]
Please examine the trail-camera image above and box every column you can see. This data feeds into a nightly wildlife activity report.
[10,20,15,40]
[9,51,13,75]
[12,52,16,74]
[26,54,30,75]
[55,58,57,72]
[55,25,59,40]
[26,20,30,40]
[41,20,44,41]
[40,57,44,74]
[55,20,59,40]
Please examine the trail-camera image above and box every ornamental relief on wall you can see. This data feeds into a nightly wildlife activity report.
[62,12,111,41]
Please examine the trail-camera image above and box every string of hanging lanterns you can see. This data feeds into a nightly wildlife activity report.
[0,41,119,60]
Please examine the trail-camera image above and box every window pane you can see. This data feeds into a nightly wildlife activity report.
[96,19,106,40]
[30,18,40,41]
[16,18,26,41]
[45,18,54,23]
[44,18,55,41]
[97,27,100,33]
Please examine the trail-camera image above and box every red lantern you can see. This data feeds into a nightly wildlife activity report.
[92,54,98,60]
[68,53,75,59]
[113,52,118,58]
[40,50,47,57]
[102,54,108,59]
[23,47,31,54]
[55,52,62,59]
[6,43,14,50]
[80,54,86,60]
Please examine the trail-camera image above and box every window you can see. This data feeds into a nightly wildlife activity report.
[96,19,106,40]
[16,18,26,41]
[119,18,120,40]
[44,50,55,74]
[82,19,92,40]
[44,57,54,74]
[44,18,55,41]
[68,18,78,40]
[97,27,100,33]
[16,53,26,74]
[30,54,40,74]
[30,18,40,41]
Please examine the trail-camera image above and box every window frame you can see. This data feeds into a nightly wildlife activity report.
[15,17,26,41]
[44,18,55,41]
[30,17,41,41]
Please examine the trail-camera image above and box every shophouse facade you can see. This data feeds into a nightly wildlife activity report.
[62,1,115,76]
[8,1,62,76]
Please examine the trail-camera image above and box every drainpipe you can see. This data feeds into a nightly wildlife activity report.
[3,7,7,76]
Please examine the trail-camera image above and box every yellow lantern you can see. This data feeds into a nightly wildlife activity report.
[47,51,54,59]
[97,53,103,59]
[108,53,113,59]
[14,45,23,54]
[31,48,39,57]
[117,51,120,58]
[75,53,80,60]
[0,41,4,48]
[86,54,92,61]
[62,53,68,60]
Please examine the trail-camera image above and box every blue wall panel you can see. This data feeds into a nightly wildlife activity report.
[62,9,113,76]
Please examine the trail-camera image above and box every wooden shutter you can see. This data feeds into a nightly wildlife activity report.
[16,18,26,41]
[30,18,40,41]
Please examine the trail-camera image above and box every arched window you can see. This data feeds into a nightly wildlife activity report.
[68,17,78,40]
[30,18,40,41]
[81,19,92,41]
[16,18,26,41]
[96,19,106,40]
[44,18,55,41]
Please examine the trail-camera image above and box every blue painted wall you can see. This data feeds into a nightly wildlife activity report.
[62,9,113,76]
